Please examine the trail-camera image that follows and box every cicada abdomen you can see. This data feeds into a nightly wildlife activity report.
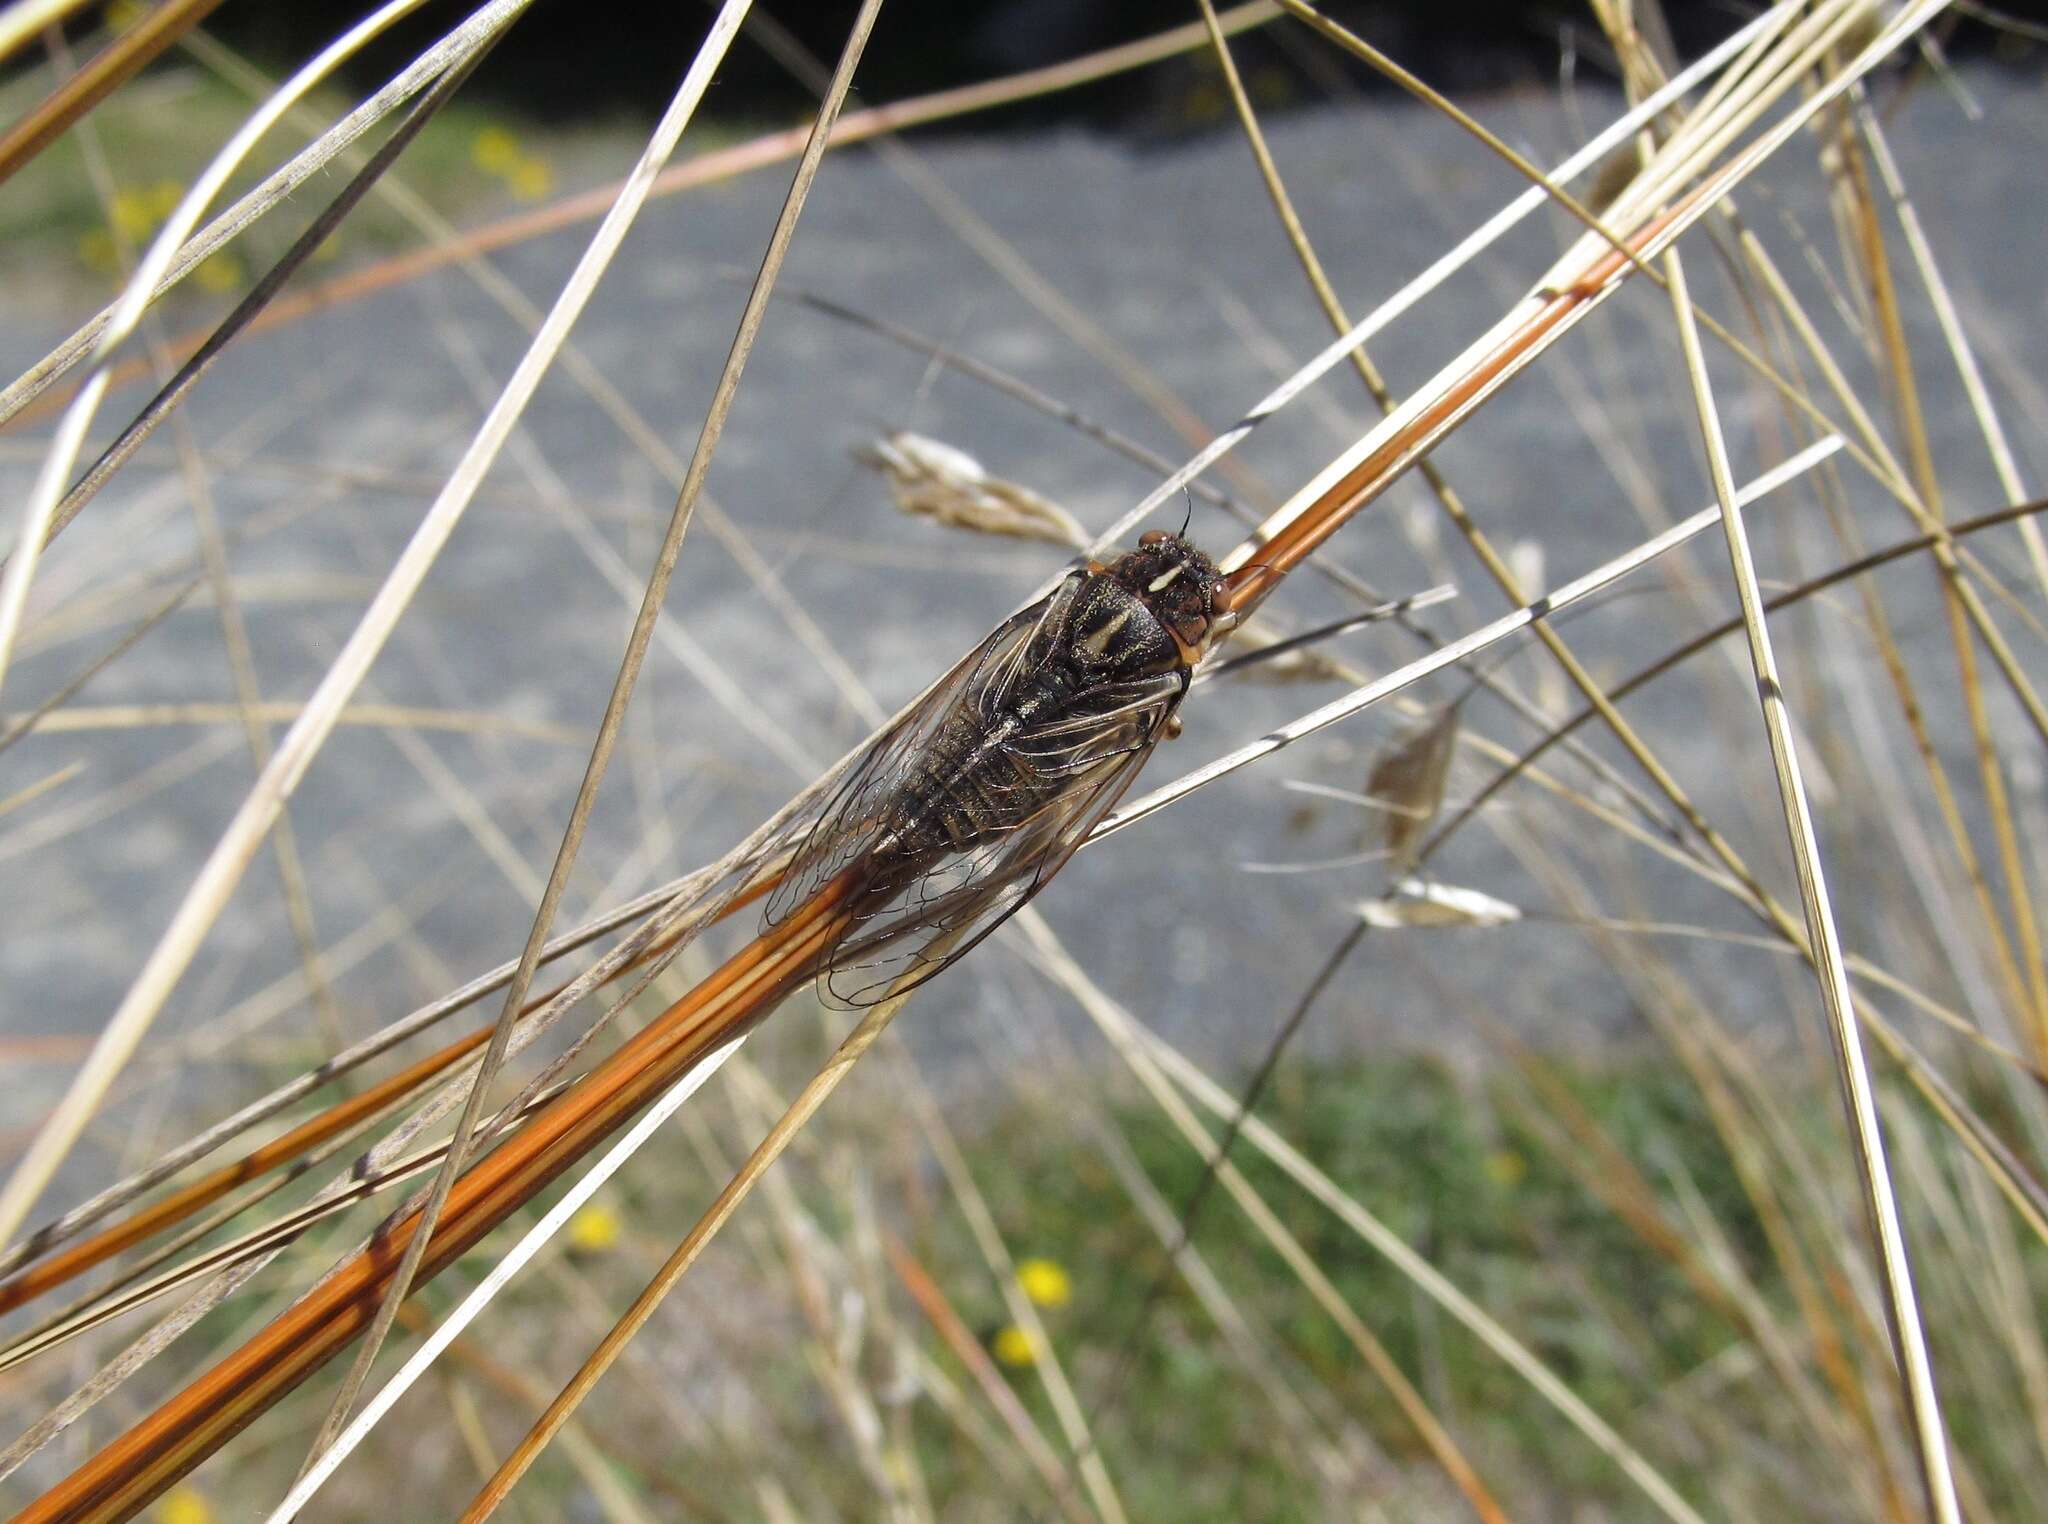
[766,531,1225,1006]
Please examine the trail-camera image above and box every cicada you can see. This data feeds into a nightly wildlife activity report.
[766,530,1227,1005]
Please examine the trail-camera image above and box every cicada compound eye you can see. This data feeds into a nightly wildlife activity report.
[1194,580,1237,647]
[1138,528,1172,547]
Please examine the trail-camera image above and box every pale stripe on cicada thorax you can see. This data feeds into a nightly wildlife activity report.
[765,532,1224,1008]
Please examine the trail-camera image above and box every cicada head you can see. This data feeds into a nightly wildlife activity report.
[1066,530,1225,680]
[1121,529,1225,664]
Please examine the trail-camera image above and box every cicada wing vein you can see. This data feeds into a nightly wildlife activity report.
[762,584,1070,932]
[816,669,1183,1008]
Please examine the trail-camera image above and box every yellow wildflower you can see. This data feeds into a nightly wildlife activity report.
[155,1486,214,1524]
[192,251,244,295]
[470,125,523,176]
[1016,1257,1071,1310]
[992,1324,1036,1368]
[77,228,116,274]
[1483,1149,1527,1188]
[471,125,551,201]
[567,1202,622,1253]
[101,181,185,262]
[508,155,553,201]
[109,185,158,244]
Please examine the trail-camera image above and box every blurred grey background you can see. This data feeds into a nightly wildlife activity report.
[2,31,2045,1199]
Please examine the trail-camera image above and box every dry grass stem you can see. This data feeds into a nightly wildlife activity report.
[9,3,2044,1516]
[0,0,741,1257]
[0,0,228,184]
[265,1039,747,1522]
[1663,246,1959,1520]
[297,0,774,1466]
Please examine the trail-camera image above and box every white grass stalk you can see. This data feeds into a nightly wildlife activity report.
[261,1038,745,1524]
[0,0,93,64]
[1087,0,1801,556]
[1662,248,1960,1524]
[0,0,540,426]
[1855,97,2041,591]
[0,0,441,698]
[0,0,753,1250]
[1101,437,1843,839]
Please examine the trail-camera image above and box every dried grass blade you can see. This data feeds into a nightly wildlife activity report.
[449,976,910,1523]
[0,760,82,818]
[2,2,1287,428]
[1424,494,2048,873]
[0,1,95,65]
[0,0,443,698]
[0,0,723,1254]
[1854,99,2040,590]
[0,869,696,1283]
[46,27,502,549]
[1020,915,1702,1524]
[261,1040,746,1523]
[1090,0,1799,555]
[1366,706,1459,875]
[0,1083,559,1376]
[0,1026,489,1318]
[293,0,849,1473]
[0,0,539,428]
[0,579,196,756]
[1100,440,1842,841]
[1211,0,1949,589]
[0,0,227,185]
[884,1236,1096,1524]
[1662,247,1959,1523]
[9,879,847,1517]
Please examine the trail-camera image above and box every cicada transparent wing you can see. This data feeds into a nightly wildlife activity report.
[820,675,1183,1007]
[764,569,1187,1008]
[761,576,1078,932]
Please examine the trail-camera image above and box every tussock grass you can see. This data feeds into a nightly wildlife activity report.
[2,2,2046,1520]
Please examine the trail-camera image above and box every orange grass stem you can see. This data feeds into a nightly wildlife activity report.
[14,876,851,1524]
[885,1233,1097,1524]
[0,876,771,1318]
[0,0,229,189]
[3,1,1283,430]
[1219,202,1685,616]
[0,1028,488,1319]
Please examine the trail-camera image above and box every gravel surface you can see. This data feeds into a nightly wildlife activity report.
[3,70,2045,1196]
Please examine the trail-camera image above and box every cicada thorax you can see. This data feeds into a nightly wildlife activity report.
[871,534,1222,873]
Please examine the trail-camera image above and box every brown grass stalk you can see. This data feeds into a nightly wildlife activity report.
[0,0,229,187]
[0,1,1284,431]
[0,1027,488,1320]
[454,955,930,1523]
[1220,201,1685,613]
[884,1234,1097,1524]
[0,869,776,1326]
[12,875,850,1522]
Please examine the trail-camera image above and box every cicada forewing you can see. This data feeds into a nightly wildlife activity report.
[761,578,1076,933]
[765,571,1185,1008]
